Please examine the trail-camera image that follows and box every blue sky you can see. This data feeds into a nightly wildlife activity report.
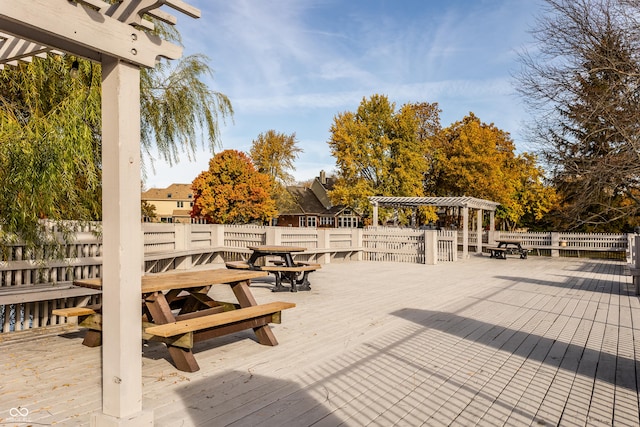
[146,0,544,189]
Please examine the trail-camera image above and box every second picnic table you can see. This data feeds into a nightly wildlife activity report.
[226,245,321,292]
[488,239,529,259]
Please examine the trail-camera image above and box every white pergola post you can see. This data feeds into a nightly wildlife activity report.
[476,209,483,254]
[462,206,469,259]
[489,210,496,244]
[372,201,379,227]
[97,57,151,426]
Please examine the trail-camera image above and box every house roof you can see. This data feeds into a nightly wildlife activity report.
[284,186,326,215]
[283,182,351,216]
[142,184,193,201]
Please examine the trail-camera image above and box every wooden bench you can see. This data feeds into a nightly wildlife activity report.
[52,307,98,317]
[144,301,295,370]
[225,260,252,270]
[486,246,508,259]
[486,246,528,259]
[54,301,296,364]
[627,266,640,295]
[225,260,321,292]
[144,301,295,339]
[262,263,320,292]
[0,283,101,305]
[52,305,102,347]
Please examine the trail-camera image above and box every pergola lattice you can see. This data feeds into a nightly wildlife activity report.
[1,1,200,425]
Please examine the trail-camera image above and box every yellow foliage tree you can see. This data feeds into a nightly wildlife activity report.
[432,113,556,229]
[328,95,430,218]
[249,130,301,213]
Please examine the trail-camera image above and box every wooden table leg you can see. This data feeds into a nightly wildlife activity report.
[145,292,200,372]
[82,330,102,347]
[230,280,278,346]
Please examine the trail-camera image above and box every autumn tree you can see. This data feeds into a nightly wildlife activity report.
[249,130,301,213]
[502,153,558,230]
[517,0,640,231]
[191,150,276,224]
[328,95,428,218]
[432,113,556,229]
[432,113,516,203]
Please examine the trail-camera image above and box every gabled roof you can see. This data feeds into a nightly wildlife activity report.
[283,185,351,216]
[285,186,321,215]
[142,183,193,201]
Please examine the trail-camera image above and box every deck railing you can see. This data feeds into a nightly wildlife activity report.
[0,223,632,337]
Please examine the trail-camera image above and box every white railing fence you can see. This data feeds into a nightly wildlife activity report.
[0,223,632,337]
[488,231,629,259]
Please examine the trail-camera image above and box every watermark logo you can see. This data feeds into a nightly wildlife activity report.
[8,406,29,422]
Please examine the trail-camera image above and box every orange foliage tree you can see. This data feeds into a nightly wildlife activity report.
[431,113,556,229]
[191,150,277,224]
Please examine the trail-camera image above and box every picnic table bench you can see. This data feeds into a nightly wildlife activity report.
[226,245,321,292]
[53,269,295,372]
[487,239,529,259]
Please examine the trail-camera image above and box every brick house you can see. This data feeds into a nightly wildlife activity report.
[276,171,362,228]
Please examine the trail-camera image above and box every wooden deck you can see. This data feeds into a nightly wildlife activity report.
[0,256,638,426]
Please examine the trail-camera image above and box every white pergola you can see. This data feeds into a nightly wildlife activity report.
[0,1,200,425]
[369,196,501,258]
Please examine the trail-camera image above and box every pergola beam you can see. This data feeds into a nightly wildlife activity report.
[0,0,189,67]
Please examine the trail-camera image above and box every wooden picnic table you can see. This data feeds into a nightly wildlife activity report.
[488,239,529,259]
[227,245,320,292]
[53,269,295,372]
[246,245,307,268]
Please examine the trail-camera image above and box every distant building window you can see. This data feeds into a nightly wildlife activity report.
[167,193,172,198]
[188,194,193,198]
[177,201,184,208]
[307,216,317,227]
[320,217,334,226]
[190,202,194,207]
[338,216,357,228]
[299,217,306,227]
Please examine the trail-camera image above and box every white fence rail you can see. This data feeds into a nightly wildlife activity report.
[0,223,631,337]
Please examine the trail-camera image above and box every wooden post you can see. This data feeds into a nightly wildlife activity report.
[489,210,495,232]
[212,224,225,264]
[317,229,331,264]
[96,57,152,426]
[372,201,378,227]
[462,206,469,259]
[174,223,191,270]
[424,230,438,265]
[354,228,363,261]
[551,232,560,257]
[635,237,640,295]
[476,209,483,254]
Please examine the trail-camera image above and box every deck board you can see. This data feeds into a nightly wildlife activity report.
[1,256,639,426]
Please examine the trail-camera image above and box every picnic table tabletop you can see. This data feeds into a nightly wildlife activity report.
[247,245,306,253]
[73,269,268,293]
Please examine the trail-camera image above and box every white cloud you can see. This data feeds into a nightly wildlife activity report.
[149,0,544,188]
